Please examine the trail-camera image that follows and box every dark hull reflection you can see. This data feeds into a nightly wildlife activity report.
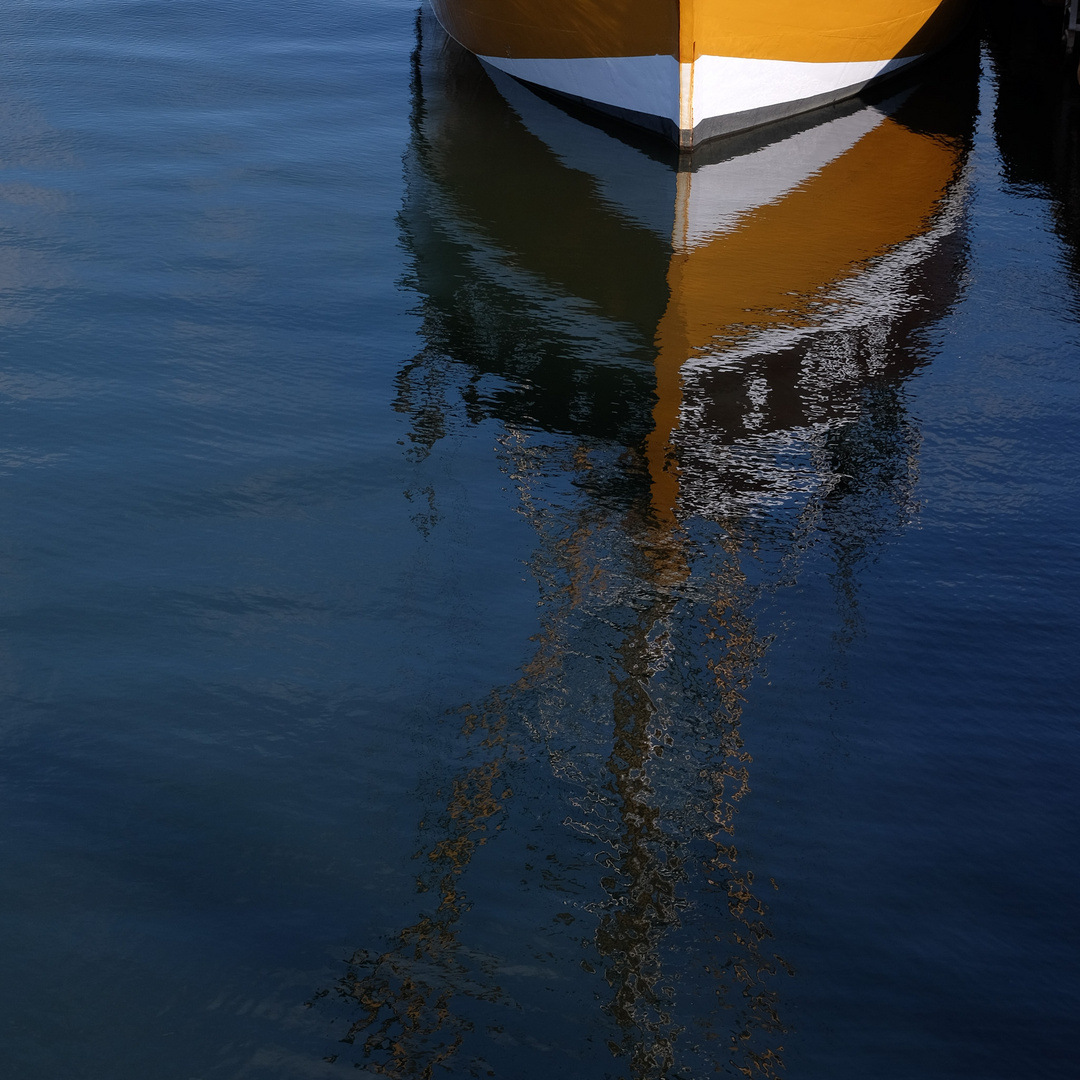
[984,0,1080,272]
[313,14,977,1078]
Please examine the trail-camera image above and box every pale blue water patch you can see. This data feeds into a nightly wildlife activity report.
[0,1,542,1075]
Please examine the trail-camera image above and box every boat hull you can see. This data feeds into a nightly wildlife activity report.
[428,0,973,146]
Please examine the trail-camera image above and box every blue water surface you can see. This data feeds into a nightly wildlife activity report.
[0,0,1076,1077]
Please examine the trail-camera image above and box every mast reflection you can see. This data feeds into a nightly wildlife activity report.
[317,14,976,1077]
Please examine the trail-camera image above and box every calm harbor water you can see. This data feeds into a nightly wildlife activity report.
[0,1,1077,1077]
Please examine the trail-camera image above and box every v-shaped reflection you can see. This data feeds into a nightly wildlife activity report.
[312,15,977,1078]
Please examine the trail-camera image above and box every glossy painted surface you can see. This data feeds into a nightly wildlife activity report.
[430,0,678,62]
[684,0,972,63]
[432,0,975,146]
[0,2,1076,1078]
[431,0,969,62]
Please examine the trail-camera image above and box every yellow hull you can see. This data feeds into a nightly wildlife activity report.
[429,0,973,145]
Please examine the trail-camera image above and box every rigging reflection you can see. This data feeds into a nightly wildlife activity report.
[315,14,977,1077]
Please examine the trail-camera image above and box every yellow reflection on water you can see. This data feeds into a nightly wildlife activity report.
[312,14,974,1077]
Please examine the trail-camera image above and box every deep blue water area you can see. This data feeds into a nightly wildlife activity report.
[0,1,1076,1077]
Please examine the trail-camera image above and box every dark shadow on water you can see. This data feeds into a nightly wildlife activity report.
[984,0,1080,275]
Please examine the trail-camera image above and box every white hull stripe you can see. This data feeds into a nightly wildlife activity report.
[479,53,918,132]
[480,54,680,124]
[691,54,914,124]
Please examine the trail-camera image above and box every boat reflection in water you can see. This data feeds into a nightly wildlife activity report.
[314,17,976,1078]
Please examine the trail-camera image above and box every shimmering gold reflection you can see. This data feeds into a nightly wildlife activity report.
[529,459,695,1078]
[318,700,512,1075]
[698,539,789,1078]
[500,437,790,1078]
[583,523,787,1079]
[316,433,790,1076]
[312,16,974,1076]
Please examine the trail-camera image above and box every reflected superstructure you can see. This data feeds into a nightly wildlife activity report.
[314,16,976,1078]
